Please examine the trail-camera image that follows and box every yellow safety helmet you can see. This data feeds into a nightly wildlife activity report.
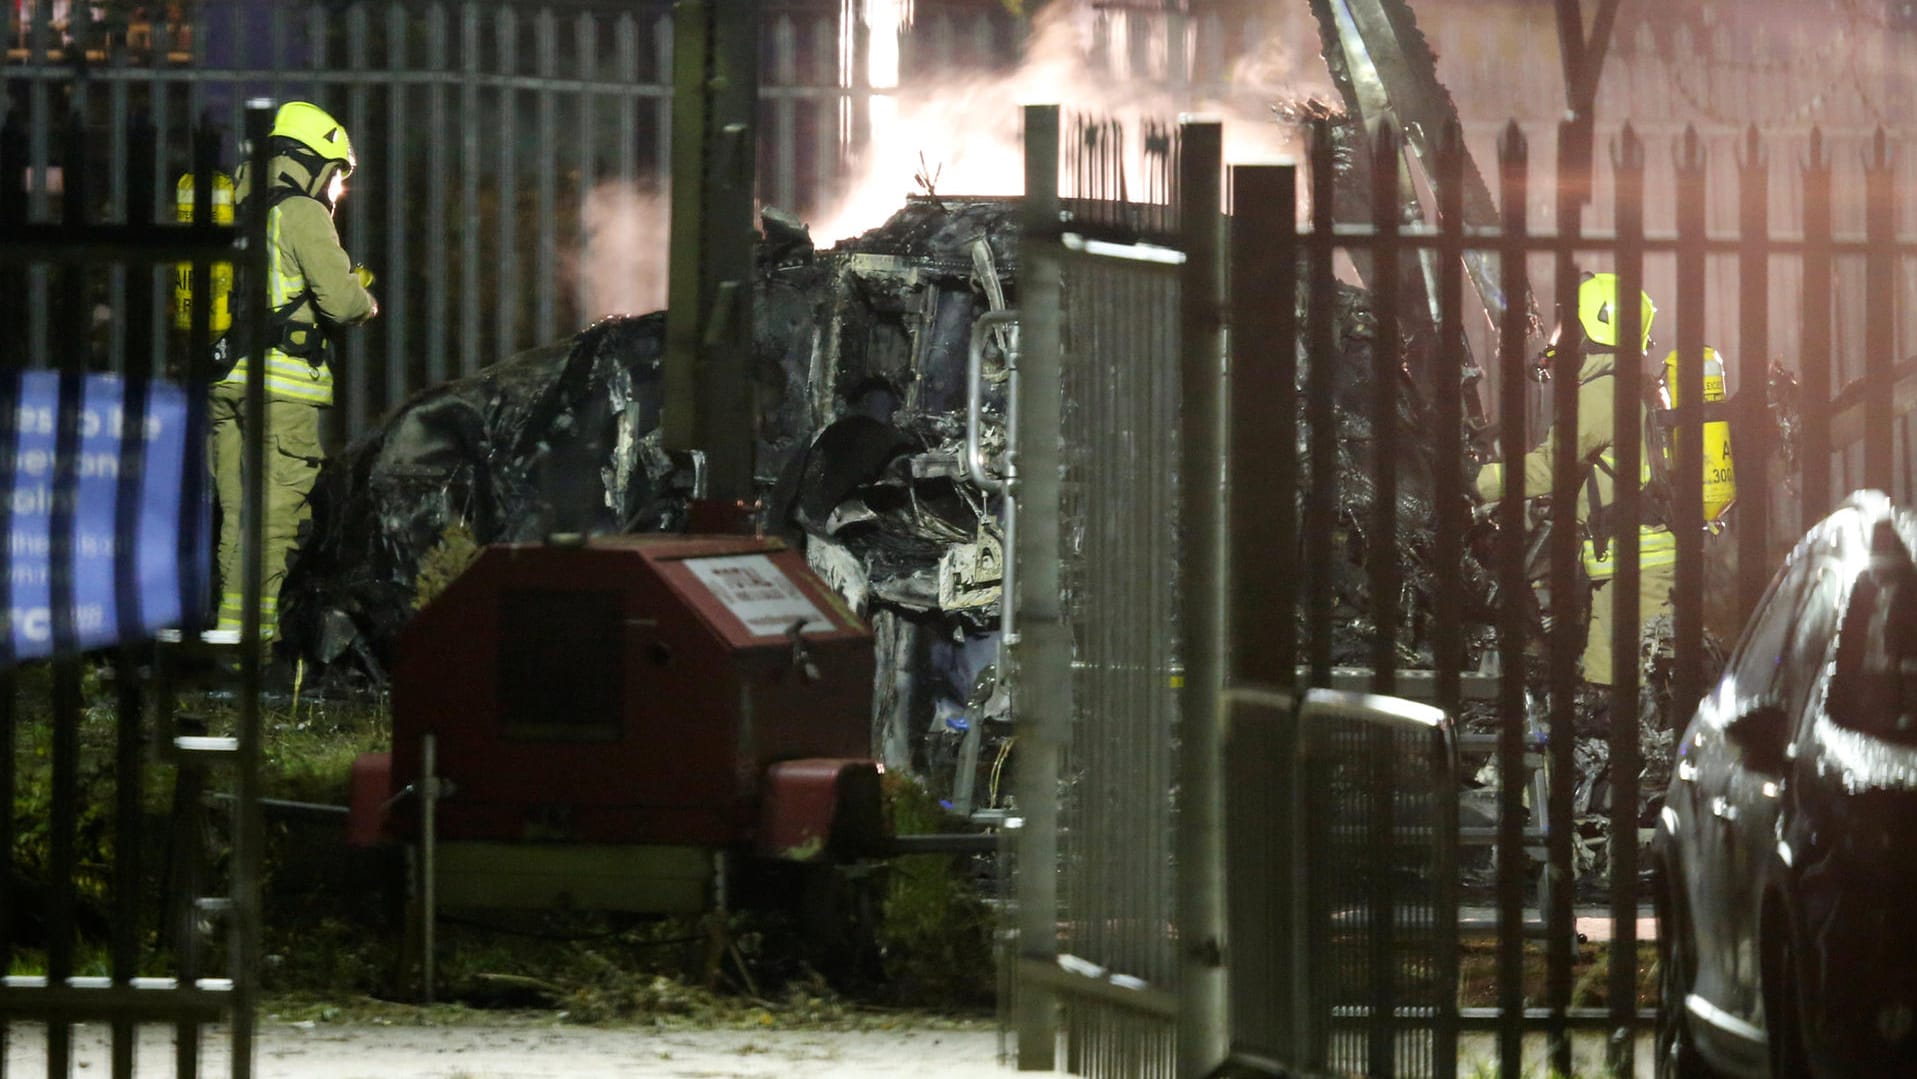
[270,101,355,173]
[1577,272,1655,352]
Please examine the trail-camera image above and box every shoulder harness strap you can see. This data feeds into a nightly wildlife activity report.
[259,183,331,361]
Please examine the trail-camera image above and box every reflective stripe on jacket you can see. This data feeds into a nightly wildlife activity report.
[1582,525,1676,581]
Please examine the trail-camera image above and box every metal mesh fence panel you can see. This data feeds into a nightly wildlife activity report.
[1054,244,1183,1078]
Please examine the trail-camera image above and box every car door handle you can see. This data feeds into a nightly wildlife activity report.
[1710,796,1738,822]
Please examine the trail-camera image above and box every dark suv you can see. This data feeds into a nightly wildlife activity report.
[1653,491,1917,1078]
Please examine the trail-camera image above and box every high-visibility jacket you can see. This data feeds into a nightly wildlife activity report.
[1474,349,1672,578]
[218,154,376,406]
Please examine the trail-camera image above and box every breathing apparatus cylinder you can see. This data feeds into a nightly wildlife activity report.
[1662,346,1737,523]
[174,171,235,338]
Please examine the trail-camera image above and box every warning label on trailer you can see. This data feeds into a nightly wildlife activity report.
[685,554,833,637]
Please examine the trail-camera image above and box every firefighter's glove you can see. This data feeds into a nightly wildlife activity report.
[1529,346,1555,384]
[353,264,376,290]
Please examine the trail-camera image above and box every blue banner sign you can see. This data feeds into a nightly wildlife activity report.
[7,372,198,661]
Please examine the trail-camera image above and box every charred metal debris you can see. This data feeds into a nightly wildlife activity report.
[274,178,1499,817]
[279,313,694,674]
[280,196,1019,784]
[279,170,1786,877]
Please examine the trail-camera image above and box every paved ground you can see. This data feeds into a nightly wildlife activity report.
[6,1019,1027,1078]
[8,1014,1664,1076]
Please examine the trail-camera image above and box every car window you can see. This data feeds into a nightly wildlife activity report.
[1778,561,1842,726]
[1725,553,1816,704]
[1829,558,1917,744]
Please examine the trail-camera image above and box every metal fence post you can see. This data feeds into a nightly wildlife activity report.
[1433,118,1468,1079]
[0,105,17,1064]
[1800,130,1833,531]
[459,0,482,378]
[535,7,559,347]
[1546,113,1587,1079]
[423,731,439,1005]
[1305,119,1337,687]
[46,106,92,1079]
[385,0,412,420]
[177,123,223,639]
[492,3,520,370]
[110,118,160,1079]
[427,2,450,388]
[1223,158,1298,1061]
[1864,129,1896,494]
[1672,127,1707,726]
[1368,121,1401,699]
[1735,127,1771,621]
[232,97,276,1079]
[1366,119,1405,1078]
[1494,120,1530,1079]
[1013,102,1064,1072]
[1229,161,1297,692]
[664,0,760,506]
[1607,122,1649,1079]
[1176,117,1228,1079]
[344,1,371,435]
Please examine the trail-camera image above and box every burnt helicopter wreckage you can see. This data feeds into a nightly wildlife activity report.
[276,179,1776,892]
[275,181,1525,806]
[279,197,1022,784]
[276,4,1733,874]
[274,176,1513,798]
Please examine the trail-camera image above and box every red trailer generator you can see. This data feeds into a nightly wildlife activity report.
[346,532,884,920]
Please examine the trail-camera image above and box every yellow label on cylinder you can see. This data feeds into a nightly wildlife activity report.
[174,172,235,336]
[1703,419,1735,521]
[1664,348,1737,522]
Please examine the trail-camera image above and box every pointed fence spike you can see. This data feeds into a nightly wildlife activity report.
[1498,119,1526,162]
[1613,122,1643,171]
[1678,124,1705,171]
[1372,117,1398,167]
[1739,124,1764,170]
[1311,115,1335,170]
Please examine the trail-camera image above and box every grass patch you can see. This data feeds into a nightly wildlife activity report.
[874,773,997,1008]
[253,689,391,805]
[1457,939,1658,1009]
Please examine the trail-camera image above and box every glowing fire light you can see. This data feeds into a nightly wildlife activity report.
[575,2,1327,321]
[814,0,1325,243]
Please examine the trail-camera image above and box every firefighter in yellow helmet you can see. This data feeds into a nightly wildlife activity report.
[209,101,378,648]
[1473,272,1676,686]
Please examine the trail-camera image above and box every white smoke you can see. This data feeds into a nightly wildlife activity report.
[573,182,671,321]
[813,0,1331,242]
[567,4,1332,319]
